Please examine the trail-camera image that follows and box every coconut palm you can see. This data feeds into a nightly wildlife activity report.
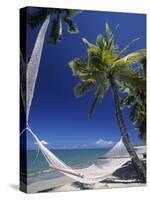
[120,58,146,142]
[68,23,146,181]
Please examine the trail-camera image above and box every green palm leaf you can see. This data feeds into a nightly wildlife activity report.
[74,81,95,97]
[87,46,104,70]
[69,58,102,82]
[82,38,95,48]
[88,77,109,117]
[68,58,87,75]
[117,38,140,59]
[64,16,79,34]
[116,49,146,65]
[114,68,145,90]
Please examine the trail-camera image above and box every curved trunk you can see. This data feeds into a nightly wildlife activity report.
[110,78,146,182]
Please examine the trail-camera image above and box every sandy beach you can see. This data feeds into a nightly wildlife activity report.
[25,159,146,193]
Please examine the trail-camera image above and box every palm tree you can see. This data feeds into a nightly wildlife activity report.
[28,8,82,44]
[68,23,146,182]
[120,58,146,142]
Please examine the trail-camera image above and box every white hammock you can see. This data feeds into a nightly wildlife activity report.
[21,126,130,184]
[20,15,133,184]
[20,15,50,122]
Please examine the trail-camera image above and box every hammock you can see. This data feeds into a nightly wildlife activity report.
[20,16,134,184]
[21,126,130,184]
[20,15,50,121]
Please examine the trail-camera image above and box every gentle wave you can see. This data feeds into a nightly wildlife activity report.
[24,148,109,183]
[27,168,55,177]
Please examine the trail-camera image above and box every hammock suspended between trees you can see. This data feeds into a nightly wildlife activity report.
[21,126,132,184]
[20,17,144,184]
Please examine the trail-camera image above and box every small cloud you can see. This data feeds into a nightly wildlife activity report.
[95,139,114,147]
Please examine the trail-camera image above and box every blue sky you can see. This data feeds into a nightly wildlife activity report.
[24,8,146,149]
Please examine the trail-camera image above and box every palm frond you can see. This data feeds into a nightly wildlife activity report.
[65,9,83,17]
[74,81,95,97]
[28,8,50,28]
[96,35,104,50]
[107,24,119,51]
[112,62,129,73]
[87,46,105,70]
[120,80,146,142]
[88,77,109,117]
[97,23,119,52]
[105,22,110,35]
[102,49,117,66]
[121,95,135,107]
[68,58,87,75]
[48,14,62,44]
[104,22,112,46]
[88,55,105,72]
[112,49,146,76]
[64,16,79,34]
[116,49,146,65]
[117,38,140,59]
[69,58,103,82]
[114,68,145,90]
[140,57,146,75]
[63,9,82,33]
[82,38,95,48]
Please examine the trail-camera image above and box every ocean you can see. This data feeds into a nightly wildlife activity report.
[22,148,110,184]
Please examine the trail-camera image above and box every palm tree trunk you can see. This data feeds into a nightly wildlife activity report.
[110,78,146,182]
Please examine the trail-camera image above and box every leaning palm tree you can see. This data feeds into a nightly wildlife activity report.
[69,23,146,181]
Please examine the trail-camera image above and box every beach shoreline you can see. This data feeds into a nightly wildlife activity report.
[26,175,146,193]
[25,159,146,193]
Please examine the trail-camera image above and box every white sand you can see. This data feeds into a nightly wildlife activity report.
[27,174,146,193]
[27,157,146,193]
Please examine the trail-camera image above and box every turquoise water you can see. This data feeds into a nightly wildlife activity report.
[25,148,109,184]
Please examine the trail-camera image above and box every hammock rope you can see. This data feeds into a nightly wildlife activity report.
[21,126,131,183]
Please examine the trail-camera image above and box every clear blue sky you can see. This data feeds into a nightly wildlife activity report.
[25,8,146,149]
